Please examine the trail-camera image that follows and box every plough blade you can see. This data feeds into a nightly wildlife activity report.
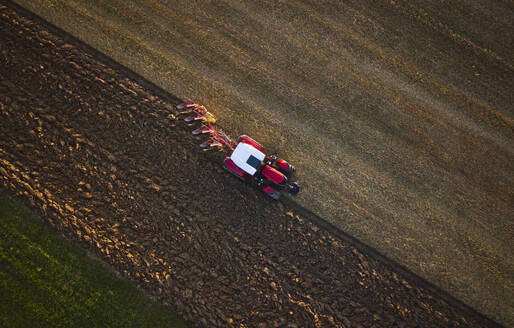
[176,102,198,111]
[176,103,187,110]
[192,126,214,135]
[200,139,222,149]
[184,112,205,123]
[183,111,216,124]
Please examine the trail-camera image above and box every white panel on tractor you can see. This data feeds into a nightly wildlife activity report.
[230,142,265,175]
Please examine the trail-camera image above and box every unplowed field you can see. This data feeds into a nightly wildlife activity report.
[0,3,502,328]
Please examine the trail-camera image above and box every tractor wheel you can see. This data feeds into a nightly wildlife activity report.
[262,185,281,200]
[224,158,249,181]
[288,182,300,196]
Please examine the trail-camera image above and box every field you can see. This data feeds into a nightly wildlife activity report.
[0,193,191,327]
[2,0,513,326]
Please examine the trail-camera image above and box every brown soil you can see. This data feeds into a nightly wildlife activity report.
[0,3,502,328]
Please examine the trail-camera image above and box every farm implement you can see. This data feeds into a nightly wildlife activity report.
[177,101,300,199]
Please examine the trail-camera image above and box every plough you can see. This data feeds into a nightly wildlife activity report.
[177,100,300,199]
[177,101,235,150]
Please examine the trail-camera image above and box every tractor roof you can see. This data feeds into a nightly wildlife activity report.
[230,142,265,176]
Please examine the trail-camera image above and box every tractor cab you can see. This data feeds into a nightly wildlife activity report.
[230,142,265,176]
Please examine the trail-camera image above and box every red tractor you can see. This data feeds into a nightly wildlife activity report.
[224,135,300,199]
[177,101,300,199]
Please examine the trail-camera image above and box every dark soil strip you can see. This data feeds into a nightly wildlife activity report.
[0,1,502,327]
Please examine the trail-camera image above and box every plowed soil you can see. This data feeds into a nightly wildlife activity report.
[0,3,501,328]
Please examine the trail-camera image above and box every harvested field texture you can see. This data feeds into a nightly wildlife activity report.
[1,0,512,327]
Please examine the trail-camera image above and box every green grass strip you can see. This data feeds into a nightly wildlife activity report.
[0,193,192,328]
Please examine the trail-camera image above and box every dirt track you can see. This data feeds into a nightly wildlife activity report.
[0,3,502,328]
